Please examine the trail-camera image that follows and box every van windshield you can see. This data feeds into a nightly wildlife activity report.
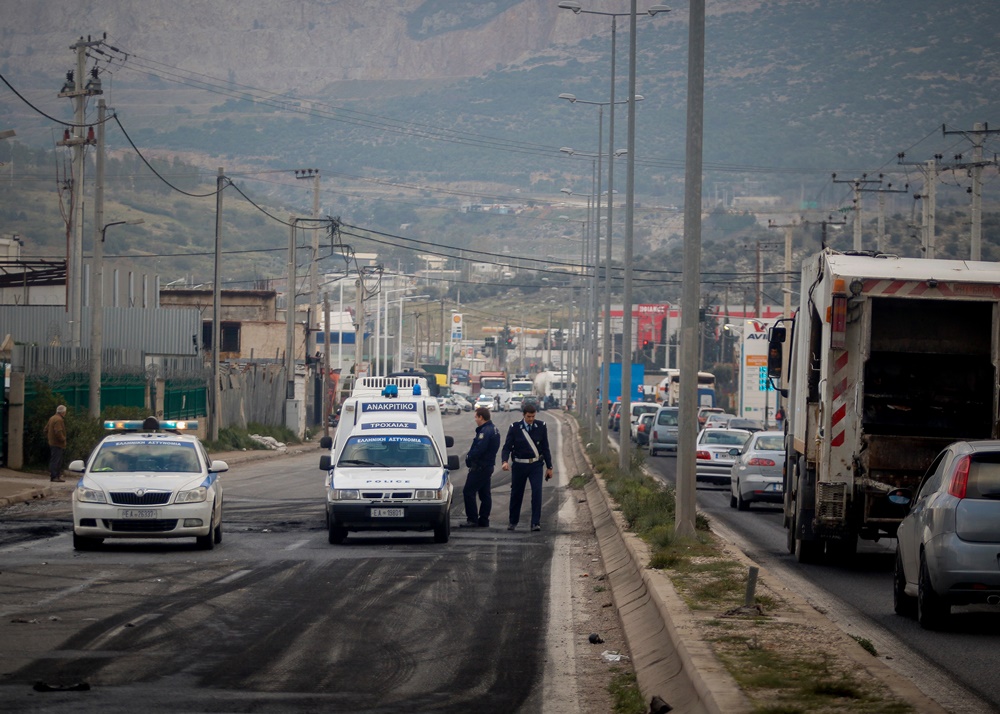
[339,435,441,468]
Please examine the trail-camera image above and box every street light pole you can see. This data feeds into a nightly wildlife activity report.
[89,217,144,419]
[559,2,668,454]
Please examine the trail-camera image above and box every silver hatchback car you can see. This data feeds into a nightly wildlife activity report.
[895,440,1000,629]
[648,406,679,456]
[729,430,785,510]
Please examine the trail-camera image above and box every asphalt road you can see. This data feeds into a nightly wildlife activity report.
[639,437,999,713]
[0,410,585,713]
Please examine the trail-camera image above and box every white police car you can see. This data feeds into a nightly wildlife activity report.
[68,417,227,551]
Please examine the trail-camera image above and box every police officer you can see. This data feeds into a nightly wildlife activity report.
[501,403,553,532]
[461,407,501,528]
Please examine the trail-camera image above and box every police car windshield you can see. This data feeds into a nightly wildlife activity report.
[339,435,441,468]
[91,442,200,473]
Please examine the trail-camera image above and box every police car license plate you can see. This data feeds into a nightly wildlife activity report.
[119,509,158,519]
[371,508,404,518]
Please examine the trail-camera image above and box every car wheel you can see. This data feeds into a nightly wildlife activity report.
[893,547,916,618]
[328,523,348,545]
[736,483,750,511]
[434,517,451,544]
[213,517,223,544]
[729,491,737,509]
[73,533,103,551]
[196,512,216,550]
[649,446,657,457]
[917,552,949,629]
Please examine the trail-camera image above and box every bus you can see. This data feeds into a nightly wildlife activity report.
[655,369,716,407]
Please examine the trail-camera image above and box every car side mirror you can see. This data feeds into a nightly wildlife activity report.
[887,488,911,508]
[319,455,332,471]
[445,436,455,448]
[320,435,333,449]
[447,455,460,470]
[209,460,229,474]
[68,459,86,473]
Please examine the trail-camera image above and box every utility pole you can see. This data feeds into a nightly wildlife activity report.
[211,168,224,442]
[88,99,106,419]
[323,293,331,437]
[832,173,882,251]
[898,153,942,258]
[57,36,102,347]
[295,168,321,370]
[767,221,796,319]
[942,123,1000,260]
[286,217,297,401]
[873,182,909,252]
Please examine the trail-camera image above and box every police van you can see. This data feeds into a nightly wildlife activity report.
[318,376,459,544]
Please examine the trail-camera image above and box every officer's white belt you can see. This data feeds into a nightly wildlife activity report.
[512,457,540,464]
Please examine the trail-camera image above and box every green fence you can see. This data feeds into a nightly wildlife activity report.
[24,375,146,414]
[163,379,207,420]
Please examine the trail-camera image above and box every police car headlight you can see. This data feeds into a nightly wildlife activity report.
[175,486,208,504]
[330,489,360,501]
[415,489,444,501]
[76,486,107,504]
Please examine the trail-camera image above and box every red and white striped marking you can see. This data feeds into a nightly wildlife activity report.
[829,351,849,448]
[862,279,1000,299]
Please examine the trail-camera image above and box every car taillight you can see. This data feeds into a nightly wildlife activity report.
[747,458,776,466]
[948,455,971,499]
[696,450,711,460]
[638,424,646,433]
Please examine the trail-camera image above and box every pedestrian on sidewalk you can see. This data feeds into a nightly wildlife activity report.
[501,403,552,532]
[460,406,500,528]
[44,405,68,482]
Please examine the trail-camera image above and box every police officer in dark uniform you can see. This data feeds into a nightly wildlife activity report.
[460,406,501,528]
[501,403,553,531]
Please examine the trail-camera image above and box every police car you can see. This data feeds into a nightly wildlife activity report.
[319,378,459,544]
[68,417,227,551]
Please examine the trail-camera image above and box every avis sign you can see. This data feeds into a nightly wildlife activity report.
[739,318,776,420]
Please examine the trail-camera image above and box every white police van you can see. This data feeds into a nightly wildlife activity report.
[318,376,459,544]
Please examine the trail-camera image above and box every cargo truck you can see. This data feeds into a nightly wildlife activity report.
[768,250,1000,563]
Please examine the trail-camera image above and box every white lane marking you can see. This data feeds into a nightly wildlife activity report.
[216,569,253,584]
[543,416,581,714]
[284,539,310,551]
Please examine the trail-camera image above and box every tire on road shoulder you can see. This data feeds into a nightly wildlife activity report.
[893,547,916,618]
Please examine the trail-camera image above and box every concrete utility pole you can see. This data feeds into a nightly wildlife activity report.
[766,221,796,318]
[898,153,942,259]
[677,0,706,539]
[211,168,224,442]
[57,36,103,347]
[295,169,321,364]
[323,293,331,438]
[832,173,882,251]
[942,123,1000,261]
[89,99,106,418]
[286,217,297,401]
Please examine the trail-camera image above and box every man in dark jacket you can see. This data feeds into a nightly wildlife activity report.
[501,403,553,532]
[460,407,501,528]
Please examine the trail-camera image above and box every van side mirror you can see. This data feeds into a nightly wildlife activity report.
[447,455,460,470]
[319,455,332,471]
[320,435,333,449]
[445,435,455,448]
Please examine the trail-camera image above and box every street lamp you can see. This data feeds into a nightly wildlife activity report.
[558,4,667,452]
[89,219,145,418]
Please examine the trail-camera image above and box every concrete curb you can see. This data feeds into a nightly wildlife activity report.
[0,483,56,508]
[585,476,751,714]
[561,412,749,713]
